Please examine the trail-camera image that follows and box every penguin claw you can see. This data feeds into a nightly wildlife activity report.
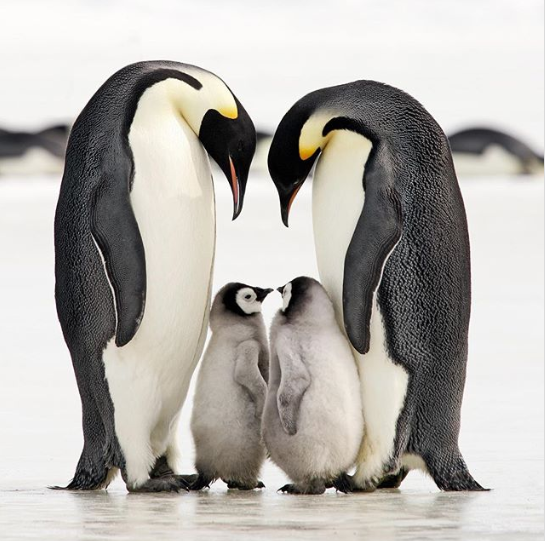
[127,476,189,493]
[225,479,265,490]
[171,475,193,491]
[278,483,325,495]
[189,474,213,491]
[332,473,352,493]
[332,473,376,493]
[278,483,298,494]
[377,468,409,489]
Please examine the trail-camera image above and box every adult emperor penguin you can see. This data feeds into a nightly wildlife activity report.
[54,61,256,492]
[267,81,485,491]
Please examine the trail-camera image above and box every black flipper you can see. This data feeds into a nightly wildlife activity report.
[91,168,146,348]
[343,145,403,354]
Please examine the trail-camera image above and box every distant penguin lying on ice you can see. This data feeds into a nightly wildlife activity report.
[448,127,543,176]
[262,277,363,494]
[0,124,69,175]
[250,126,544,178]
[251,130,273,172]
[191,283,272,491]
[54,61,256,492]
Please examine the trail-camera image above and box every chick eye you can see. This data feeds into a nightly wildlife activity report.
[244,294,252,300]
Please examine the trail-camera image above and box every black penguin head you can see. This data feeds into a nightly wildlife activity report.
[221,282,273,317]
[277,276,318,317]
[268,83,383,227]
[268,101,323,227]
[199,95,256,220]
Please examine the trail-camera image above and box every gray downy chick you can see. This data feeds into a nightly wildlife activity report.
[190,282,272,490]
[262,276,363,494]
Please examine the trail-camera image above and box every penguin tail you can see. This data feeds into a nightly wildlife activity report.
[424,448,489,492]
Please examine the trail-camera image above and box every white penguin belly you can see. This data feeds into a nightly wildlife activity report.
[312,130,409,485]
[101,83,215,485]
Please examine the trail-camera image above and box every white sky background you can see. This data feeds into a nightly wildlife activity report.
[0,0,543,149]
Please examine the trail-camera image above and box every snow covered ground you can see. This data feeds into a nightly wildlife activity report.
[0,172,543,540]
[0,0,543,539]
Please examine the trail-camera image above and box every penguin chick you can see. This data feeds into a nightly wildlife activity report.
[262,276,363,495]
[190,282,272,490]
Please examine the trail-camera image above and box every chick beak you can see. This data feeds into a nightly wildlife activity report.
[255,288,273,302]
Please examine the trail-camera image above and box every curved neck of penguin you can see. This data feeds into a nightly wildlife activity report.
[299,112,374,167]
[132,72,237,138]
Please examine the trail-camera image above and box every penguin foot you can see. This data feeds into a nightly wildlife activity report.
[278,483,300,494]
[377,468,409,489]
[171,475,195,490]
[173,474,199,487]
[224,479,265,490]
[127,476,189,493]
[149,456,174,479]
[278,482,325,495]
[332,473,352,493]
[189,473,213,491]
[334,474,376,493]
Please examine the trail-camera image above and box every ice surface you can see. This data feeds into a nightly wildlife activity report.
[0,172,543,540]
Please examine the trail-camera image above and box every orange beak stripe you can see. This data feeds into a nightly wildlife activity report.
[287,184,302,217]
[229,156,239,209]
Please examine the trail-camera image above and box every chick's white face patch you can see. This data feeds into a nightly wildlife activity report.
[236,287,262,314]
[281,282,292,312]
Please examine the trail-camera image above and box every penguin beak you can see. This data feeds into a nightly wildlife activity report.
[255,287,273,302]
[279,182,303,227]
[276,286,284,294]
[229,156,246,220]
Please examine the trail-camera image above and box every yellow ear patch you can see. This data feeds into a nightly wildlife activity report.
[298,111,334,161]
[218,104,238,119]
[299,145,318,161]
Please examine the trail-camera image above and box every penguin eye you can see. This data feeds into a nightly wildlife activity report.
[244,294,252,300]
